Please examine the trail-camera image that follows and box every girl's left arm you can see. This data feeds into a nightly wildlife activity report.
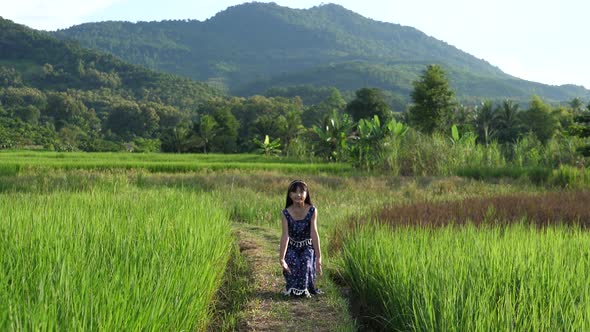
[310,208,322,275]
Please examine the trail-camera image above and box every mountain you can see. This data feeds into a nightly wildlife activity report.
[0,17,221,111]
[0,17,222,151]
[52,2,590,106]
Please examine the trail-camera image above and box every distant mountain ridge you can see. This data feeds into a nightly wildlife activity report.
[0,17,224,151]
[53,2,590,105]
[0,17,220,111]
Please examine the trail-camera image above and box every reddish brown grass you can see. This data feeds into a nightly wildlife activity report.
[375,191,590,228]
[328,191,590,255]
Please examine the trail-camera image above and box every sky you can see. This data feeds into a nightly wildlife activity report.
[2,0,589,89]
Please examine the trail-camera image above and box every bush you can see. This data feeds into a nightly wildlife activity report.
[133,137,161,153]
[550,165,590,188]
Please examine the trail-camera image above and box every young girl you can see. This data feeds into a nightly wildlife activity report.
[279,180,322,298]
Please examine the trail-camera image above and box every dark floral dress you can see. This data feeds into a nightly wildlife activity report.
[282,205,317,297]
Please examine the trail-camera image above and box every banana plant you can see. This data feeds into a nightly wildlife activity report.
[253,134,281,156]
[312,110,354,161]
[387,117,409,138]
[450,124,477,146]
[354,115,409,169]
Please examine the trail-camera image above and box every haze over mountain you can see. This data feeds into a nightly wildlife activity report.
[52,2,590,107]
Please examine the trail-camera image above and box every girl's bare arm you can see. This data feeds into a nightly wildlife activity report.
[310,208,322,275]
[279,214,290,272]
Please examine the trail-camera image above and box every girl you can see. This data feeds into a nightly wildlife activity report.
[279,180,322,298]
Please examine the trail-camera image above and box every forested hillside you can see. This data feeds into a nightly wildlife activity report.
[0,17,337,154]
[0,17,224,151]
[54,2,590,105]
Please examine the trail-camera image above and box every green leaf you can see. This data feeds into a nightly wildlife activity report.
[451,124,459,142]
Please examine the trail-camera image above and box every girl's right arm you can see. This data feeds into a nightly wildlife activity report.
[279,213,291,273]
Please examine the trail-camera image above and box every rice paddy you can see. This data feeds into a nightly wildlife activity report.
[0,151,351,174]
[1,151,589,331]
[0,189,232,330]
[339,223,590,331]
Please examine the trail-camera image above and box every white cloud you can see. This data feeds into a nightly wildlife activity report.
[2,0,124,30]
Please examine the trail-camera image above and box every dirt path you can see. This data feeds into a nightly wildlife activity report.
[234,223,355,332]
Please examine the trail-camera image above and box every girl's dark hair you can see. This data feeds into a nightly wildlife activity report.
[285,180,312,208]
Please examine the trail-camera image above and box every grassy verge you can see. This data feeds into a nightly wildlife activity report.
[207,232,252,331]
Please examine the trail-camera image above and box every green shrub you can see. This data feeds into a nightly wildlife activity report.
[550,165,590,188]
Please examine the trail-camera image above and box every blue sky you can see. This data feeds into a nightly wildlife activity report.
[3,0,589,90]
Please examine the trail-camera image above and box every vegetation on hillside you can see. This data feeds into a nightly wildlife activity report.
[0,17,221,151]
[52,2,590,104]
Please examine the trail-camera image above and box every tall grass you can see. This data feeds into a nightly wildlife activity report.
[373,191,590,228]
[385,131,586,177]
[340,223,590,331]
[551,165,590,188]
[457,165,590,188]
[0,189,232,330]
[394,131,507,176]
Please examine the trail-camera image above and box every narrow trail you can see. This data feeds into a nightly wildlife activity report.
[234,223,354,332]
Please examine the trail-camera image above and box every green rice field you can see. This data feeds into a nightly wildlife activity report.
[1,151,589,330]
[340,224,590,330]
[0,151,351,174]
[0,189,232,330]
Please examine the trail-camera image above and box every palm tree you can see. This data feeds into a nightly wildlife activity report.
[473,100,496,145]
[194,114,217,153]
[493,100,523,144]
[569,97,584,113]
[283,110,305,146]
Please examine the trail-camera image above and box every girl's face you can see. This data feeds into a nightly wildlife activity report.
[289,187,307,205]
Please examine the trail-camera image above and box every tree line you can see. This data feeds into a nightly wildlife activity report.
[1,64,589,172]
